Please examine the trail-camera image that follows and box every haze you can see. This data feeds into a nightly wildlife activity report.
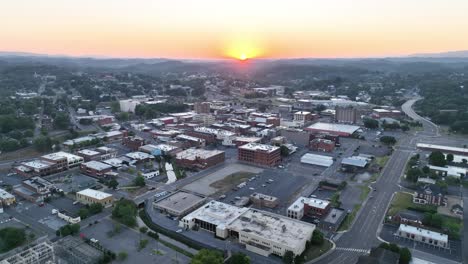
[2,0,468,59]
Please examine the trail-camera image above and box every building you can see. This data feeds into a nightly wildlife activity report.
[13,177,54,203]
[175,148,225,170]
[125,151,154,163]
[392,210,425,227]
[57,210,81,224]
[228,209,314,257]
[413,185,446,206]
[319,208,347,232]
[122,136,145,151]
[427,165,466,178]
[238,143,281,167]
[341,156,369,171]
[80,161,112,177]
[300,153,334,167]
[76,189,113,207]
[187,127,236,146]
[0,188,16,206]
[232,136,262,147]
[287,197,331,219]
[416,143,468,156]
[0,242,55,264]
[279,129,314,147]
[250,193,279,208]
[119,99,141,113]
[194,102,211,114]
[310,138,335,152]
[179,201,315,257]
[95,146,118,160]
[76,149,102,161]
[139,144,181,156]
[335,106,359,124]
[293,111,312,123]
[175,134,206,148]
[17,151,85,177]
[372,108,402,119]
[193,114,216,126]
[305,122,360,137]
[153,191,206,217]
[396,224,449,249]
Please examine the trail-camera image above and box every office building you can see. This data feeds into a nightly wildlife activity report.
[238,143,281,167]
[153,191,206,217]
[396,224,449,249]
[287,197,331,219]
[76,189,113,207]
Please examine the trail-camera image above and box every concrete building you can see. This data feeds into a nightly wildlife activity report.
[0,241,55,264]
[13,177,54,203]
[153,191,206,217]
[300,153,334,167]
[179,201,315,257]
[193,114,216,126]
[0,188,16,206]
[175,148,225,170]
[305,122,360,137]
[335,106,359,124]
[232,136,262,147]
[238,143,281,167]
[175,134,206,148]
[279,129,314,147]
[139,144,181,156]
[194,102,211,114]
[287,197,331,219]
[119,99,141,113]
[372,108,402,119]
[250,193,279,208]
[396,224,449,249]
[76,189,113,207]
[80,161,112,177]
[319,208,347,232]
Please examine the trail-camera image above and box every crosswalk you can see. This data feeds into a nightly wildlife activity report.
[335,247,370,254]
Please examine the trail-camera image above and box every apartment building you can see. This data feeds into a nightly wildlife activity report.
[238,143,281,167]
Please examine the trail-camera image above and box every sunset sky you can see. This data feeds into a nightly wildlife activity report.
[2,0,468,59]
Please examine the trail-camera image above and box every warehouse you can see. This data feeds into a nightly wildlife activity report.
[153,191,206,217]
[300,153,334,167]
[416,143,468,156]
[305,122,360,137]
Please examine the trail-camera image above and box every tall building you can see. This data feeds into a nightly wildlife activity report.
[335,106,359,124]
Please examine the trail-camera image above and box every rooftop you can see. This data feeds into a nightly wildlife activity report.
[0,188,15,200]
[288,197,330,212]
[154,191,206,215]
[228,209,315,250]
[398,224,448,242]
[77,149,101,156]
[250,193,278,202]
[82,160,112,171]
[238,143,280,153]
[182,200,249,228]
[341,156,369,168]
[300,153,334,167]
[77,189,112,200]
[125,151,153,160]
[176,148,224,160]
[306,122,360,134]
[22,160,54,169]
[417,143,468,155]
[42,151,83,163]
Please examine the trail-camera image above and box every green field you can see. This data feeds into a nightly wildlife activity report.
[301,239,333,261]
[387,192,436,216]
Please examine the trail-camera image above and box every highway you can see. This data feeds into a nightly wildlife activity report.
[312,98,442,264]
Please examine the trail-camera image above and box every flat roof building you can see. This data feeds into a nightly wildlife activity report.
[396,224,449,249]
[250,193,279,208]
[76,189,113,207]
[80,160,113,177]
[287,197,331,219]
[300,153,334,167]
[416,143,468,156]
[238,143,281,167]
[305,122,360,137]
[0,188,16,206]
[175,148,225,170]
[154,191,206,217]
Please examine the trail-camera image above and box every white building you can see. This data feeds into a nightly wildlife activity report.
[76,189,113,207]
[41,151,84,168]
[300,153,334,167]
[287,197,331,219]
[179,201,315,257]
[293,111,311,122]
[428,165,466,178]
[396,224,449,249]
[119,99,141,113]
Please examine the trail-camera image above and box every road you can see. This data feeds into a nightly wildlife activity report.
[312,98,443,264]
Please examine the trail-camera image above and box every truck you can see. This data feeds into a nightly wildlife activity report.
[51,209,58,215]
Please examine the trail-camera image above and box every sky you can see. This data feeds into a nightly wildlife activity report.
[2,0,468,59]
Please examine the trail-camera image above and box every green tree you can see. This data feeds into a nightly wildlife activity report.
[138,239,149,251]
[282,250,294,264]
[446,153,454,163]
[111,101,121,113]
[54,113,70,129]
[117,251,128,261]
[0,227,26,253]
[139,227,148,234]
[112,199,137,227]
[89,203,104,215]
[107,179,119,190]
[78,208,90,219]
[191,249,224,264]
[399,247,412,264]
[134,175,146,187]
[228,253,250,264]
[363,118,379,129]
[311,230,324,245]
[280,145,290,157]
[429,151,447,167]
[380,136,396,145]
[406,168,423,182]
[33,136,53,152]
[422,166,430,174]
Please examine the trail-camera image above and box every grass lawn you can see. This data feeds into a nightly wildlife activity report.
[441,215,462,239]
[374,156,390,167]
[338,204,361,231]
[387,192,436,216]
[359,186,371,201]
[302,240,333,262]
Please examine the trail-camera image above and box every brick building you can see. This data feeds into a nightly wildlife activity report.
[287,197,331,219]
[175,148,225,170]
[238,143,281,167]
[310,138,335,152]
[250,193,279,208]
[80,161,113,177]
[122,136,145,151]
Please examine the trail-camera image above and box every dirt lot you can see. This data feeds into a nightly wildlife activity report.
[209,171,255,196]
[182,163,262,196]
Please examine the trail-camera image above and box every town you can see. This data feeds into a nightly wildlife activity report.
[0,55,467,264]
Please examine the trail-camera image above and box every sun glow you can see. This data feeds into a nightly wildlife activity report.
[223,37,264,60]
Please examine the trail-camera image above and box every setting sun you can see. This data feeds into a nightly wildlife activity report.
[239,53,247,60]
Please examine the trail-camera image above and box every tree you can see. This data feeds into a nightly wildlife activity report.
[33,136,53,152]
[0,227,26,253]
[54,113,70,129]
[139,227,148,234]
[58,224,80,237]
[227,253,250,264]
[282,250,294,264]
[380,136,396,145]
[280,145,290,157]
[429,151,447,167]
[134,175,146,187]
[117,251,128,261]
[112,199,137,227]
[311,230,324,245]
[406,168,423,182]
[399,247,412,264]
[363,118,379,129]
[111,101,121,113]
[422,166,430,174]
[191,249,223,264]
[107,179,119,190]
[78,208,90,219]
[89,203,104,215]
[446,153,454,163]
[137,239,149,251]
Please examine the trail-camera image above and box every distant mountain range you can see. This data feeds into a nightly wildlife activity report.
[410,50,468,58]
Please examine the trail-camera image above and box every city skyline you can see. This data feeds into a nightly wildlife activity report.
[2,0,468,59]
